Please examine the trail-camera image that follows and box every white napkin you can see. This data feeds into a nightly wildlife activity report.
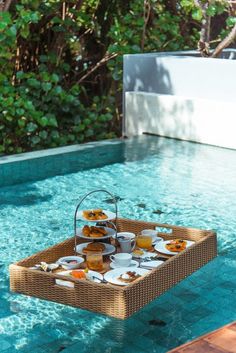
[140,260,164,269]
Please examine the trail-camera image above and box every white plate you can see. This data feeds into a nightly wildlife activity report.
[139,260,164,269]
[110,260,139,269]
[77,210,116,222]
[104,267,150,286]
[55,270,103,288]
[152,237,164,245]
[76,242,116,256]
[154,239,195,255]
[77,226,115,240]
[132,250,156,259]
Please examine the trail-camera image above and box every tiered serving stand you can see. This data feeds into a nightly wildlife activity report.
[9,190,217,319]
[73,189,118,257]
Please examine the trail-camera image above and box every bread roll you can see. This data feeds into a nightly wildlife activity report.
[83,242,105,253]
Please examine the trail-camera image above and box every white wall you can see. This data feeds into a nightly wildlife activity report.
[125,92,236,149]
[123,50,236,149]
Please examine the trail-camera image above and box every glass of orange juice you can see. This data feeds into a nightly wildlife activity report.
[136,235,152,249]
[86,251,103,271]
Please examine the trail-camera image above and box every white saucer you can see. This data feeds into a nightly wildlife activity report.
[110,260,139,269]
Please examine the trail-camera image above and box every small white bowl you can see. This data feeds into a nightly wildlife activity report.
[57,256,84,270]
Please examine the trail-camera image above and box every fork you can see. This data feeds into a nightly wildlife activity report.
[91,275,107,283]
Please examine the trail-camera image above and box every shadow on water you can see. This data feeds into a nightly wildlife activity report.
[0,183,52,207]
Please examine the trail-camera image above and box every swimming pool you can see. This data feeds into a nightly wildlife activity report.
[1,135,236,353]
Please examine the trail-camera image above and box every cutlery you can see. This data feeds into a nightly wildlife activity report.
[139,265,154,270]
[91,275,107,283]
[142,256,168,262]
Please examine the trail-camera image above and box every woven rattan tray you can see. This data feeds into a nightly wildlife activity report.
[9,218,217,319]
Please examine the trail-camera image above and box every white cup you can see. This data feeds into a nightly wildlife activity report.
[110,253,132,267]
[118,237,136,253]
[116,232,135,240]
[141,229,158,241]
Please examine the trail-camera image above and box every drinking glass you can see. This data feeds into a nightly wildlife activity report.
[136,235,152,249]
[86,251,103,271]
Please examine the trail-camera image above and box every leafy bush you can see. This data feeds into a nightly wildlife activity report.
[0,0,234,154]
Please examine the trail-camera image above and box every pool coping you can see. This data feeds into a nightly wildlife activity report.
[0,139,125,187]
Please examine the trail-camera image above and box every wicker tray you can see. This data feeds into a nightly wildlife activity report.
[9,218,217,319]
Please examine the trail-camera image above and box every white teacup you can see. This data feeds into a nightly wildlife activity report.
[141,229,158,241]
[116,232,135,240]
[110,253,132,267]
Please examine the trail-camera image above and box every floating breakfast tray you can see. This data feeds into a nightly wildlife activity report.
[9,218,217,319]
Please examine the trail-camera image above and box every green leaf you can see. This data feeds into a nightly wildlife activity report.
[42,82,52,92]
[18,119,26,128]
[16,108,25,115]
[192,8,202,21]
[47,115,58,127]
[20,25,30,39]
[26,122,38,132]
[31,135,41,144]
[206,5,216,17]
[24,101,34,110]
[16,71,24,79]
[0,145,5,153]
[39,130,48,139]
[51,73,59,83]
[227,17,236,26]
[83,118,91,126]
[51,130,60,139]
[27,78,40,88]
[39,116,48,127]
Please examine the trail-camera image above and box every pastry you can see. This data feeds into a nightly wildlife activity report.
[82,209,108,220]
[82,242,105,253]
[132,249,144,256]
[71,270,86,279]
[82,225,107,238]
[83,210,96,220]
[82,225,90,237]
[165,239,187,252]
[93,209,108,220]
[118,271,141,283]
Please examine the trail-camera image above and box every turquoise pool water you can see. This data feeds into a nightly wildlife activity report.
[1,136,236,353]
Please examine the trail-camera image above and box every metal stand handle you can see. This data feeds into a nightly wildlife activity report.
[74,189,118,255]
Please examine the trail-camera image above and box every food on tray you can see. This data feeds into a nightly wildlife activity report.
[70,270,86,279]
[82,242,106,253]
[118,271,141,283]
[31,262,59,272]
[82,209,108,220]
[83,210,96,220]
[66,260,78,264]
[132,249,144,256]
[82,225,107,238]
[165,239,187,252]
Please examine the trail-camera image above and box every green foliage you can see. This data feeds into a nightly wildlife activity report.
[0,0,233,154]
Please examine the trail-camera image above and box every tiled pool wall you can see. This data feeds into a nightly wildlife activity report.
[0,139,125,187]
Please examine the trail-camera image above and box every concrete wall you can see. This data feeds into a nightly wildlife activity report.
[123,50,236,149]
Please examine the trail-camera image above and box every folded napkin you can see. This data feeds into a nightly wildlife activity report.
[140,260,164,269]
